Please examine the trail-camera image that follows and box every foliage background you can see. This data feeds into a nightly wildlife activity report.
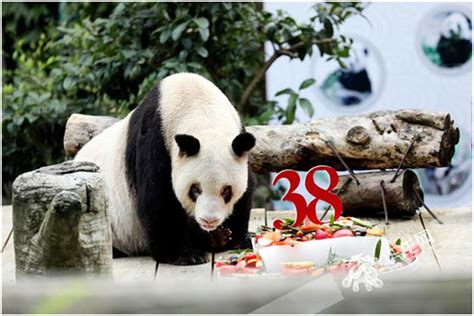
[2,2,363,204]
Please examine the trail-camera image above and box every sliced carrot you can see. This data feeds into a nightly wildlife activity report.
[300,224,321,231]
[273,238,296,246]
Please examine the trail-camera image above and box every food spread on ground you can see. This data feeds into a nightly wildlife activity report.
[215,216,422,278]
[256,216,383,247]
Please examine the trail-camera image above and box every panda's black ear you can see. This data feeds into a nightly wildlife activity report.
[232,132,256,157]
[175,134,200,157]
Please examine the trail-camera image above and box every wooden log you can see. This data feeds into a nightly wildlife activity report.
[64,114,119,158]
[63,109,459,172]
[334,170,423,218]
[12,161,112,278]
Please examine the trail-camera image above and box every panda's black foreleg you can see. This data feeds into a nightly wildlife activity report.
[144,219,210,265]
[141,206,209,265]
[188,221,233,253]
[136,181,209,265]
[221,170,256,250]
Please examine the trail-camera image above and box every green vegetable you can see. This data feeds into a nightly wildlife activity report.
[374,239,382,261]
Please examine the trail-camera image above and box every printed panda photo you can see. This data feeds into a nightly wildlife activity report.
[418,7,472,71]
[315,38,384,110]
[75,73,256,265]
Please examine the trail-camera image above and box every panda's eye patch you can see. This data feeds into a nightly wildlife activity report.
[221,185,232,204]
[189,183,202,202]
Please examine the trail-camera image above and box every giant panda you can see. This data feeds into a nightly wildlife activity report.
[437,12,472,68]
[321,42,372,106]
[75,73,256,265]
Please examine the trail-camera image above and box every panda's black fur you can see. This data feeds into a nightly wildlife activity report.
[124,84,255,265]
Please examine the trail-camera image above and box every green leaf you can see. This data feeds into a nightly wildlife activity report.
[338,46,350,58]
[171,21,189,41]
[199,27,210,41]
[299,78,316,90]
[374,239,382,261]
[275,88,295,96]
[296,46,307,61]
[181,37,192,49]
[194,17,209,29]
[337,59,348,69]
[258,109,274,124]
[159,28,171,44]
[298,98,314,117]
[286,93,298,124]
[395,238,401,245]
[323,18,334,37]
[266,25,276,40]
[63,77,76,91]
[195,46,209,58]
[283,218,295,226]
[329,214,335,226]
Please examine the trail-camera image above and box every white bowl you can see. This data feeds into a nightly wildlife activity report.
[254,236,392,274]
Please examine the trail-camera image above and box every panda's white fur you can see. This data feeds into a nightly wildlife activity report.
[441,12,471,40]
[160,74,248,229]
[75,114,147,253]
[75,73,253,257]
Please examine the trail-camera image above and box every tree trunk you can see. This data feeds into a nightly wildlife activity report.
[12,161,112,278]
[63,109,459,172]
[334,170,423,218]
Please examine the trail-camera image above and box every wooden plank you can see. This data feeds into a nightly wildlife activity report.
[421,207,471,275]
[2,205,13,245]
[155,262,212,282]
[2,205,15,285]
[112,257,156,283]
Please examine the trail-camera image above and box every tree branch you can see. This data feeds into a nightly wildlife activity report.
[236,38,337,113]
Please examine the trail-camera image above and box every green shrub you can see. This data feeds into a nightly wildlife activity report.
[2,2,365,202]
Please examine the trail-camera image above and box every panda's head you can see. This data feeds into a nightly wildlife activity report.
[441,12,471,40]
[344,42,369,73]
[171,132,256,231]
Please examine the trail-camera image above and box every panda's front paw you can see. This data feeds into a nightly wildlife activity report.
[208,227,232,250]
[169,248,209,265]
[227,232,253,250]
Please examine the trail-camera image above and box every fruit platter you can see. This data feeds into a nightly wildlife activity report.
[215,216,422,278]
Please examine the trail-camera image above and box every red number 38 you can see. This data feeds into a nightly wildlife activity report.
[272,165,343,227]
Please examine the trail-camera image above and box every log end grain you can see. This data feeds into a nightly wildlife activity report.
[346,126,371,145]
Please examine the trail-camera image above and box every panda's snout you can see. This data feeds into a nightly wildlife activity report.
[199,216,220,226]
[198,216,221,231]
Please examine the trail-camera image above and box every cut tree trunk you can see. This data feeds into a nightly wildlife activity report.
[333,169,423,218]
[63,109,459,172]
[12,161,112,278]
